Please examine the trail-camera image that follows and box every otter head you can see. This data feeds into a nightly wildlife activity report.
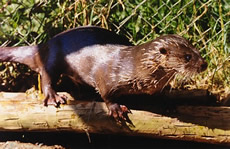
[149,34,207,76]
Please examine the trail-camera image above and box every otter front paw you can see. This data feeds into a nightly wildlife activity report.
[43,93,67,107]
[108,103,131,122]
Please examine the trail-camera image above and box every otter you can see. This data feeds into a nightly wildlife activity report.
[0,26,207,121]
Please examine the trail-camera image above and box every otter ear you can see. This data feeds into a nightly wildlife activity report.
[159,48,167,55]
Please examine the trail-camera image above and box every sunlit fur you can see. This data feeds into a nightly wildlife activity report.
[140,35,206,92]
[107,34,207,96]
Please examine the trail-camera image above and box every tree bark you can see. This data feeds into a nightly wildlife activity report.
[0,92,229,146]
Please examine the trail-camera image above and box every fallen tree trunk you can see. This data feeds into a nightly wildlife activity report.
[0,92,229,146]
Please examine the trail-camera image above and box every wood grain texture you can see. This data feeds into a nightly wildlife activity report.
[0,92,229,146]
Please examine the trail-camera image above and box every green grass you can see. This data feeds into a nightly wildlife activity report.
[0,0,229,100]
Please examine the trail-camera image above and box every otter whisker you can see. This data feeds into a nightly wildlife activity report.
[160,71,178,92]
[154,69,177,89]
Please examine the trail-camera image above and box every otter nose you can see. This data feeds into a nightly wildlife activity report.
[200,62,208,72]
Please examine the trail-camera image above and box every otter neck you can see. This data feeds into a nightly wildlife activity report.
[0,45,39,72]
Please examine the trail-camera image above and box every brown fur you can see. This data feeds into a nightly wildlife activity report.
[92,35,207,98]
[78,34,207,120]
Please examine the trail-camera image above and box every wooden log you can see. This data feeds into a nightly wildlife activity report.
[0,92,229,146]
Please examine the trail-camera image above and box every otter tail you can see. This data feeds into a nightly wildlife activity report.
[0,45,39,71]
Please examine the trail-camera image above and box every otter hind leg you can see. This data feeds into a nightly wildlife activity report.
[41,68,67,107]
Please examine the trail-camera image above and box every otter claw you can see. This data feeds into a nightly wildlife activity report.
[44,94,67,107]
[108,103,131,122]
[120,105,132,114]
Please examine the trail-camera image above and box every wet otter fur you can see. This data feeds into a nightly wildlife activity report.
[0,26,132,106]
[0,26,207,121]
[89,34,207,120]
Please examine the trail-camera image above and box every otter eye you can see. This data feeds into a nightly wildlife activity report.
[185,54,192,62]
[160,48,167,54]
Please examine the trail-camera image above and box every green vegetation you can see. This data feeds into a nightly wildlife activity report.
[0,0,229,100]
